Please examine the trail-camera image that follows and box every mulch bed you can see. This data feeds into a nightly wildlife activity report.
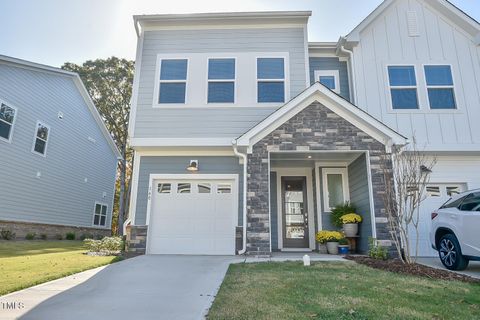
[345,255,480,284]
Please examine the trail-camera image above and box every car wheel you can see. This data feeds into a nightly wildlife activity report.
[438,234,469,271]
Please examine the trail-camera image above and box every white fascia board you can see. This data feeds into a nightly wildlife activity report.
[236,83,407,149]
[130,137,234,147]
[73,76,122,159]
[0,54,77,77]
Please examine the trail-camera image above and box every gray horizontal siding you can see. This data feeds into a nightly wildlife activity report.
[348,154,372,253]
[309,57,350,101]
[134,156,243,225]
[134,27,307,138]
[0,63,118,228]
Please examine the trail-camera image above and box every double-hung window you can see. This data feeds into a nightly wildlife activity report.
[32,122,50,156]
[388,66,419,109]
[208,58,235,103]
[257,58,285,103]
[0,103,16,142]
[158,59,188,104]
[424,65,456,109]
[93,203,108,227]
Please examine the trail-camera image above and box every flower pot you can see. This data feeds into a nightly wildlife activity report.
[343,223,358,237]
[326,241,339,255]
[318,243,328,254]
[338,245,349,255]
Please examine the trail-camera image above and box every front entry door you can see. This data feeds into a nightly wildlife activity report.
[282,177,309,248]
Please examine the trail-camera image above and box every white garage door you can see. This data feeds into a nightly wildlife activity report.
[146,178,237,255]
[409,184,465,257]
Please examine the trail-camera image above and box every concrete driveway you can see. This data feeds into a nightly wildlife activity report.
[417,257,480,279]
[9,255,236,320]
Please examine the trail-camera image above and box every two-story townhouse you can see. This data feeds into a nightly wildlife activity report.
[126,0,480,257]
[0,55,121,239]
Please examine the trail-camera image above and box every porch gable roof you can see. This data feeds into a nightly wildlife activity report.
[235,82,408,150]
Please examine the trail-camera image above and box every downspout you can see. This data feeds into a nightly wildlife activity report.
[232,140,248,255]
[339,44,357,105]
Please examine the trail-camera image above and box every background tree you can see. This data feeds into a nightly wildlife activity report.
[62,57,134,235]
[381,140,436,264]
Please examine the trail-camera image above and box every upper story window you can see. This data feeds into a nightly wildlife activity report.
[158,59,188,104]
[424,65,456,109]
[388,66,419,109]
[0,103,16,142]
[32,122,50,156]
[208,58,235,103]
[257,58,285,103]
[314,70,340,94]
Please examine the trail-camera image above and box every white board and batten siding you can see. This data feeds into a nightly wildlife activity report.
[132,27,308,140]
[351,0,480,151]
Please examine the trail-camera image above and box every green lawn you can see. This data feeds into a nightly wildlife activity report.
[208,262,480,320]
[0,241,121,296]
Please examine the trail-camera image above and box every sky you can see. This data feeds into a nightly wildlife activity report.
[0,0,478,67]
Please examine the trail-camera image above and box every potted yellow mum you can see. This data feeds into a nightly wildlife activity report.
[316,231,344,254]
[340,213,362,237]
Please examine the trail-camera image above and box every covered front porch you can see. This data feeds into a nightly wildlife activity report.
[269,151,374,253]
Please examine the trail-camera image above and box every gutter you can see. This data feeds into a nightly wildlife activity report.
[338,39,357,105]
[232,140,247,255]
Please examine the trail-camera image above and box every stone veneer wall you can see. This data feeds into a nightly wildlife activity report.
[125,225,148,255]
[0,220,111,240]
[246,102,393,256]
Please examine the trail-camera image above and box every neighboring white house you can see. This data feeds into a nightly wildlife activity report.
[126,0,480,257]
[0,55,121,239]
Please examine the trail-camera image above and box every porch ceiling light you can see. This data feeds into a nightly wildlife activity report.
[187,160,199,172]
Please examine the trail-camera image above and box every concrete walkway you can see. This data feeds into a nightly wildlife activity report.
[0,253,347,320]
[417,257,480,279]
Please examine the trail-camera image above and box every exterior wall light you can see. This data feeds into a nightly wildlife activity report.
[187,160,199,172]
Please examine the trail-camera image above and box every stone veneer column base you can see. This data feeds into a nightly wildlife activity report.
[125,225,148,255]
[0,220,111,240]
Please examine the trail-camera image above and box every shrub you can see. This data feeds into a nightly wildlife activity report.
[315,231,344,244]
[65,232,76,240]
[0,229,16,240]
[55,233,63,240]
[40,233,48,240]
[368,237,389,260]
[25,232,36,240]
[340,213,362,224]
[80,233,93,241]
[94,234,104,240]
[84,236,123,255]
[331,202,357,228]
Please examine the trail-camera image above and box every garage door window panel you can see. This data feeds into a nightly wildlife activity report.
[157,183,171,194]
[217,183,232,194]
[177,183,191,194]
[198,183,212,194]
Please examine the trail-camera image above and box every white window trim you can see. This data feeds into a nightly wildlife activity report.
[255,55,290,104]
[92,202,109,228]
[422,64,457,110]
[31,121,50,157]
[386,64,420,111]
[0,100,18,144]
[314,70,340,94]
[206,57,237,104]
[152,56,190,108]
[321,168,350,213]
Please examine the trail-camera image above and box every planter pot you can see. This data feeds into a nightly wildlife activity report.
[343,223,359,237]
[338,245,349,255]
[326,241,339,255]
[318,243,328,254]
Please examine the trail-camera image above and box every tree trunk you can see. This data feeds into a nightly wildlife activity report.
[117,153,127,236]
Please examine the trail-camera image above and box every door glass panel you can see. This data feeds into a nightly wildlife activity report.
[426,186,441,197]
[284,180,306,240]
[217,184,232,194]
[198,183,211,194]
[446,186,462,197]
[177,183,191,194]
[157,183,171,194]
[327,174,344,208]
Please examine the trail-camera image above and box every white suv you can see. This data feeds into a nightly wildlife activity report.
[430,189,480,270]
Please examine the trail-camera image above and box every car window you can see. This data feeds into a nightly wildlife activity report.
[440,195,467,209]
[459,193,480,212]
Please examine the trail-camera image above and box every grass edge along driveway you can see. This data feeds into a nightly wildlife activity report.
[208,261,480,320]
[0,241,121,296]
